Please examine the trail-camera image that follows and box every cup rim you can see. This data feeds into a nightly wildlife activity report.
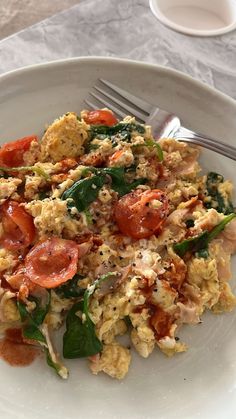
[149,0,236,37]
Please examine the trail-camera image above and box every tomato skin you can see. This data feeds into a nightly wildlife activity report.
[0,201,35,250]
[0,135,37,167]
[108,150,124,166]
[114,189,169,239]
[6,264,36,296]
[84,110,118,126]
[24,237,79,289]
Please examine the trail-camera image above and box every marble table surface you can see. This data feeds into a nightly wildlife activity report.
[0,0,79,40]
[0,0,236,98]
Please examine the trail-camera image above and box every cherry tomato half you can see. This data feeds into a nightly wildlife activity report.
[84,110,118,126]
[24,237,79,289]
[114,189,169,239]
[0,201,35,250]
[0,135,37,167]
[6,265,36,295]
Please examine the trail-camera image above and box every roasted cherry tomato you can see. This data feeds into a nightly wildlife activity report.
[114,189,169,239]
[0,201,35,250]
[84,110,118,126]
[108,150,124,166]
[24,237,79,288]
[0,135,37,167]
[6,265,36,295]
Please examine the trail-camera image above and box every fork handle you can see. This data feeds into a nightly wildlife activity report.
[175,127,236,161]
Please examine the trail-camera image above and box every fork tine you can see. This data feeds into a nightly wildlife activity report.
[94,86,147,122]
[99,79,153,114]
[84,99,99,110]
[85,96,126,119]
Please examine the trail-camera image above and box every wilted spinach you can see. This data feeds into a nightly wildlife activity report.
[55,274,85,299]
[101,167,146,196]
[204,172,234,214]
[62,174,106,212]
[17,293,68,378]
[63,272,116,359]
[145,139,163,162]
[0,165,50,180]
[173,213,236,258]
[17,294,50,344]
[62,167,146,212]
[90,122,145,141]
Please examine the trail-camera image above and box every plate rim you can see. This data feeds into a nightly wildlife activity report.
[0,56,236,108]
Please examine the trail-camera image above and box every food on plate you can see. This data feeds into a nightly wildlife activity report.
[0,109,235,380]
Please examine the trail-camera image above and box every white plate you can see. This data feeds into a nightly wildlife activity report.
[0,57,236,419]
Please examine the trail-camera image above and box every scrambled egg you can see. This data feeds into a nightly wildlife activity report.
[0,177,22,204]
[0,110,236,381]
[25,198,84,239]
[41,112,89,162]
[0,249,17,272]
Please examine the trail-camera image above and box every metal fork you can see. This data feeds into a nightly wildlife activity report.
[84,79,236,161]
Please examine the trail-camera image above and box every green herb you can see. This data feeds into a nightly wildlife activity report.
[207,213,236,241]
[195,248,209,259]
[63,300,102,358]
[124,316,132,328]
[85,143,100,153]
[62,167,146,212]
[0,170,9,178]
[204,172,234,214]
[17,294,50,343]
[101,167,146,196]
[144,139,163,161]
[63,272,116,359]
[0,165,50,181]
[17,293,68,379]
[56,274,85,298]
[62,174,106,212]
[90,123,145,141]
[83,208,93,225]
[45,348,68,378]
[173,231,209,258]
[38,191,48,200]
[174,213,236,258]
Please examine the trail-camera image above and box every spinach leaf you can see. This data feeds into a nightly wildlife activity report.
[83,208,93,225]
[85,143,100,153]
[90,123,145,141]
[173,231,209,258]
[17,293,50,344]
[204,172,234,214]
[144,139,163,162]
[62,174,106,212]
[101,167,146,196]
[56,274,85,298]
[173,213,236,258]
[207,213,236,241]
[38,191,48,200]
[63,301,102,358]
[124,316,132,328]
[195,248,209,259]
[45,348,68,379]
[62,167,146,212]
[17,293,68,378]
[0,170,9,178]
[0,165,50,180]
[63,272,116,359]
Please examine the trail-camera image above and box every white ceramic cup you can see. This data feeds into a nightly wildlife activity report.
[149,0,236,36]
